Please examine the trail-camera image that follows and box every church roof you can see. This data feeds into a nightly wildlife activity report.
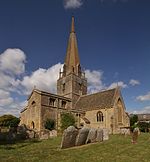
[27,88,71,102]
[75,88,117,111]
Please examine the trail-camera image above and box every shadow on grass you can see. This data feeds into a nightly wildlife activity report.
[0,138,42,150]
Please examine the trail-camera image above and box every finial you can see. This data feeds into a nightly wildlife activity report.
[71,16,75,33]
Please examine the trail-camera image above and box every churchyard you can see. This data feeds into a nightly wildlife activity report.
[0,133,150,162]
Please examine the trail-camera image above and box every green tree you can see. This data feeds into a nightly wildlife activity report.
[137,122,149,132]
[44,119,55,131]
[0,114,20,127]
[130,114,138,126]
[130,114,138,132]
[60,113,75,131]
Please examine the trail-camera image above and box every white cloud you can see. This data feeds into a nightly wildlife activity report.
[0,48,26,116]
[0,89,14,107]
[64,0,83,9]
[0,48,26,75]
[19,63,63,95]
[136,92,150,102]
[85,69,105,93]
[131,106,150,114]
[0,98,14,107]
[129,79,140,86]
[107,81,127,89]
[0,89,10,98]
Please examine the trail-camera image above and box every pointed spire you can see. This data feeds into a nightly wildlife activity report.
[64,16,80,76]
[71,16,75,33]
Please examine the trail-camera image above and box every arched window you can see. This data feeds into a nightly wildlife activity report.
[31,121,35,129]
[97,111,104,122]
[117,99,123,123]
[31,101,36,106]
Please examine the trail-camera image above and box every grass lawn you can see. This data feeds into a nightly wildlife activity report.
[0,133,150,162]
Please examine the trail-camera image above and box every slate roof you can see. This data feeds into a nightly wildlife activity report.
[75,88,117,111]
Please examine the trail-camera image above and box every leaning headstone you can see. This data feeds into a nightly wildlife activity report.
[61,126,78,149]
[76,127,89,146]
[131,127,139,144]
[86,128,97,144]
[103,128,109,141]
[96,128,103,142]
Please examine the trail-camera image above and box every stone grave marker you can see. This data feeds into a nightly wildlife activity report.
[96,128,103,142]
[61,126,78,149]
[103,128,109,141]
[86,128,97,143]
[76,127,89,146]
[131,127,139,144]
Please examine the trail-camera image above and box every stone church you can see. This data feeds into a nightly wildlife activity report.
[20,17,130,134]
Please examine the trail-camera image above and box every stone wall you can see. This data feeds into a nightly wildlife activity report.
[20,91,41,131]
[82,108,114,133]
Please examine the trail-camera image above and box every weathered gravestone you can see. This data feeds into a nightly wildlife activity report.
[96,128,103,142]
[76,127,89,146]
[61,126,78,149]
[86,128,97,144]
[131,127,139,144]
[103,128,109,141]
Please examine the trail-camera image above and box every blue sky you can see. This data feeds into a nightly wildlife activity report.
[0,0,150,116]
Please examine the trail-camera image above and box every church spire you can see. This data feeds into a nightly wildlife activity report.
[63,16,81,76]
[71,16,75,33]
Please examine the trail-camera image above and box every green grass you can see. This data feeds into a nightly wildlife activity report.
[0,133,150,162]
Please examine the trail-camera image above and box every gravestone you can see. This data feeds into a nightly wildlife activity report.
[103,128,109,141]
[76,127,89,146]
[96,128,103,142]
[132,127,139,144]
[86,128,97,143]
[61,126,78,149]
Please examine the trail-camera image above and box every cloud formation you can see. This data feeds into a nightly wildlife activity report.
[129,79,140,86]
[64,0,83,9]
[132,106,150,114]
[108,81,127,89]
[0,48,26,75]
[85,69,105,93]
[19,63,63,95]
[136,91,150,102]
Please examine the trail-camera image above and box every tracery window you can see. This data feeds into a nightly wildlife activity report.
[97,111,104,122]
[61,100,66,108]
[63,83,65,92]
[49,98,55,106]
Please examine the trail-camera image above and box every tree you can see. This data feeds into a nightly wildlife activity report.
[44,119,55,131]
[130,114,138,132]
[137,122,149,132]
[0,114,20,127]
[60,113,75,131]
[130,114,138,126]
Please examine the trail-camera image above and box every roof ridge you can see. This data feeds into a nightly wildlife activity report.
[79,88,117,98]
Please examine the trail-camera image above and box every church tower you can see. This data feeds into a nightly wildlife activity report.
[57,17,87,108]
